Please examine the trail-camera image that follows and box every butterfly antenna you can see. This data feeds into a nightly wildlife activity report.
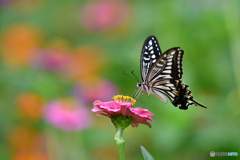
[131,71,140,82]
[122,70,138,82]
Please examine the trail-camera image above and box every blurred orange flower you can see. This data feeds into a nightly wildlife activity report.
[0,24,41,67]
[12,152,48,160]
[8,127,37,152]
[66,46,106,83]
[8,127,48,160]
[17,93,44,120]
[91,145,118,160]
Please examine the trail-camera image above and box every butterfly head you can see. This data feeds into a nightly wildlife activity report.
[137,82,142,88]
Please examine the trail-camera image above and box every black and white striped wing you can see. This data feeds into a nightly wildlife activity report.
[146,47,206,109]
[146,47,183,84]
[140,36,162,82]
[151,79,206,109]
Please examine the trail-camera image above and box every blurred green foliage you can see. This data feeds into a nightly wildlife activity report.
[0,0,240,160]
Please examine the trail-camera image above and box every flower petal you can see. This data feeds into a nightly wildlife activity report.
[96,112,110,117]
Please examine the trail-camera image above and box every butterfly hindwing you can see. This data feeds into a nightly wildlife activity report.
[170,80,206,109]
[140,36,162,82]
[151,79,206,109]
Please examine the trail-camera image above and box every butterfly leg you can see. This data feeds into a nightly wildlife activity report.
[132,88,138,99]
[136,91,142,99]
[134,88,143,99]
[133,88,142,99]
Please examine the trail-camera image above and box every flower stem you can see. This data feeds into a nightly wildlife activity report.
[114,128,125,160]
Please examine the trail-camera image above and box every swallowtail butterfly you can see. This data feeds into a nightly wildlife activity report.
[133,36,206,110]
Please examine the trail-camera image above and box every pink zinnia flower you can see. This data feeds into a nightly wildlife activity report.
[44,99,92,132]
[92,95,154,128]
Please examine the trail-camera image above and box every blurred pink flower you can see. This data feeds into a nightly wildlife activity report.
[92,95,155,128]
[44,99,92,132]
[80,0,130,32]
[33,49,71,72]
[0,0,11,4]
[73,80,118,103]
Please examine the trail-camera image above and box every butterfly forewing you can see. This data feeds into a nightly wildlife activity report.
[140,36,162,81]
[146,47,184,84]
[169,48,183,79]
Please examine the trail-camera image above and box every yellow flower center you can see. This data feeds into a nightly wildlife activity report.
[113,95,136,105]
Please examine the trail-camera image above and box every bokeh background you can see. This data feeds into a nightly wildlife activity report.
[0,0,240,160]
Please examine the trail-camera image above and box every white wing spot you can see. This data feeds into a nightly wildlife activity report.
[149,46,153,50]
[145,46,148,49]
[152,59,156,63]
[165,83,174,87]
[152,55,156,58]
[167,91,175,97]
[150,50,154,54]
[156,63,162,67]
[144,52,148,54]
[152,37,154,40]
[149,40,152,45]
[157,48,159,51]
[162,70,171,73]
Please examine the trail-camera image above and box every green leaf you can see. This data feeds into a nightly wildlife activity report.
[140,145,154,160]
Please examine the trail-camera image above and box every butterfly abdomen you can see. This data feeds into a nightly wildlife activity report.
[171,79,193,110]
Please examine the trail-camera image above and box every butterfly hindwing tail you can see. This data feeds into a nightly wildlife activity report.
[171,80,207,109]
